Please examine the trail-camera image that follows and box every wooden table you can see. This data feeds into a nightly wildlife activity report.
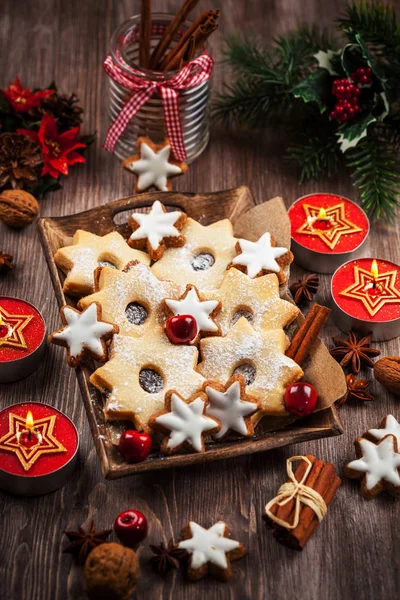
[1,1,399,599]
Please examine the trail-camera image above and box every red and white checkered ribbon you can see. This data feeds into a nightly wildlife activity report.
[103,53,214,161]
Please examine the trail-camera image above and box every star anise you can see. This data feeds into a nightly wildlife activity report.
[63,520,112,564]
[0,251,13,275]
[0,133,42,190]
[330,331,381,374]
[290,273,319,305]
[149,539,187,577]
[336,373,374,408]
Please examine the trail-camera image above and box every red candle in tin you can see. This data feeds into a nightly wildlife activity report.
[0,402,79,496]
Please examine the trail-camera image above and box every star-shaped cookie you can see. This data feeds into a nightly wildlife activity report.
[122,137,188,192]
[296,202,363,250]
[202,268,299,335]
[128,200,187,260]
[149,390,220,454]
[344,435,400,498]
[231,232,293,283]
[152,218,238,290]
[340,263,400,317]
[367,415,400,443]
[54,230,150,297]
[78,262,181,338]
[90,330,205,432]
[197,317,303,422]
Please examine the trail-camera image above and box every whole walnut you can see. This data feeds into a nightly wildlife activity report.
[0,189,39,228]
[84,542,139,600]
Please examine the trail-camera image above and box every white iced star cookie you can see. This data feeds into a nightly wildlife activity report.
[197,317,303,421]
[164,284,221,344]
[90,329,205,432]
[149,390,220,454]
[367,415,400,443]
[231,232,293,283]
[152,217,238,290]
[345,435,400,498]
[128,200,187,260]
[49,302,118,368]
[122,137,188,193]
[54,230,150,297]
[203,374,260,439]
[178,521,246,581]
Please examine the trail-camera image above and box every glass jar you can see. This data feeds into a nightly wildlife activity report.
[107,13,212,164]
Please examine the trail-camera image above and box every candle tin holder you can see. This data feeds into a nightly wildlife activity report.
[289,194,370,274]
[0,403,79,496]
[0,297,46,384]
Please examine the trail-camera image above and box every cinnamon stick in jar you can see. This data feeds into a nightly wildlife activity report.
[139,0,152,68]
[164,12,219,71]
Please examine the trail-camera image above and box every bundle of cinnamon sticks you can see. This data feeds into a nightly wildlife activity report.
[264,455,341,550]
[285,303,331,366]
[138,0,220,72]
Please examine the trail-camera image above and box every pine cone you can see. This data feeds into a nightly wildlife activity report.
[0,133,42,190]
[31,92,83,130]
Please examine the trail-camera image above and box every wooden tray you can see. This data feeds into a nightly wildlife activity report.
[38,186,343,479]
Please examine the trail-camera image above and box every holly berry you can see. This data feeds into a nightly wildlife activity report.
[119,430,152,463]
[351,67,373,86]
[114,509,148,546]
[332,78,359,100]
[284,382,318,417]
[165,314,197,344]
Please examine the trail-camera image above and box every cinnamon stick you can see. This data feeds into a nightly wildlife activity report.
[164,15,219,71]
[149,0,200,70]
[179,35,196,70]
[276,457,323,526]
[285,303,331,365]
[139,0,152,68]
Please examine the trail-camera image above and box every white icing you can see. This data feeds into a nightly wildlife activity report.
[53,304,115,358]
[205,380,256,438]
[178,522,240,570]
[156,393,217,452]
[129,143,182,191]
[232,232,288,278]
[130,200,183,251]
[368,415,400,443]
[347,436,400,490]
[165,287,219,334]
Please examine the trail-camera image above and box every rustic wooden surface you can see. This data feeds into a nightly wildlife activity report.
[0,1,399,599]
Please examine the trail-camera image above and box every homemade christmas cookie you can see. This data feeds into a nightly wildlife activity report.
[122,137,188,192]
[149,390,220,454]
[128,200,187,260]
[367,415,400,443]
[178,521,246,581]
[202,268,299,335]
[49,303,118,368]
[90,329,204,432]
[203,374,260,439]
[231,232,293,283]
[344,435,400,498]
[151,217,238,290]
[164,284,221,344]
[54,230,150,297]
[197,317,303,421]
[78,262,181,338]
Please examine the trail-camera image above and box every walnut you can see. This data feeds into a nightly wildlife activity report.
[374,356,400,396]
[0,189,39,228]
[84,542,139,600]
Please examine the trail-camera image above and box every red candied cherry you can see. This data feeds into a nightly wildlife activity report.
[114,510,148,546]
[166,314,197,344]
[284,382,318,417]
[119,430,152,463]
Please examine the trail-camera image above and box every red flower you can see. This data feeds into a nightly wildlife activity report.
[2,77,54,114]
[18,114,86,178]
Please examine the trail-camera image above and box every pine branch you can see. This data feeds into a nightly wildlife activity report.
[347,133,400,220]
[286,137,341,183]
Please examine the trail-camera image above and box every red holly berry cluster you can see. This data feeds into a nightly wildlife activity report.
[351,67,373,86]
[330,67,373,122]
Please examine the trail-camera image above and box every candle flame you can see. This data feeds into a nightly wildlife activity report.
[371,259,379,279]
[26,411,34,430]
[318,207,327,219]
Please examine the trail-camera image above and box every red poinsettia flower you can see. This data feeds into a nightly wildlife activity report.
[18,113,86,178]
[2,77,54,114]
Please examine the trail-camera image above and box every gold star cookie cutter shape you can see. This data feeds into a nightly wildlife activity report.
[0,412,66,471]
[296,203,363,250]
[340,263,400,317]
[197,317,303,422]
[0,305,34,349]
[151,217,238,290]
[90,329,205,432]
[54,230,150,297]
[202,268,299,335]
[78,262,181,338]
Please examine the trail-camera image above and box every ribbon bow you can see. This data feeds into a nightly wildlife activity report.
[264,456,327,530]
[103,53,214,161]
